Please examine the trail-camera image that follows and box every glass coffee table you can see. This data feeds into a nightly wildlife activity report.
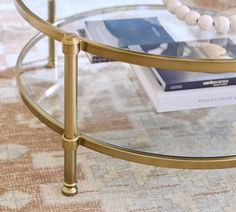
[15,0,236,196]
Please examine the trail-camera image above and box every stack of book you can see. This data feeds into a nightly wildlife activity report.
[80,14,236,112]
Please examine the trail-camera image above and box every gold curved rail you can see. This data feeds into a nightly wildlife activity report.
[15,0,236,72]
[14,0,66,41]
[80,40,236,73]
[16,33,64,134]
[79,135,236,170]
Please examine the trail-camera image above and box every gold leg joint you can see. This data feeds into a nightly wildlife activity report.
[62,134,79,150]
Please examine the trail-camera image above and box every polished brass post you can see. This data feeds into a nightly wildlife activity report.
[47,0,56,68]
[62,33,80,196]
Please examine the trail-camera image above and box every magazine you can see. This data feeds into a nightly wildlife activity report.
[84,16,173,48]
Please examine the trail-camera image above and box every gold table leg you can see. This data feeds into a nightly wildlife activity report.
[61,33,80,196]
[47,0,56,68]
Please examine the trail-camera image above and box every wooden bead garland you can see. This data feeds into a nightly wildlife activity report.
[162,0,236,34]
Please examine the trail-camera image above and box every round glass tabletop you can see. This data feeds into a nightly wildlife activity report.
[16,0,236,160]
[21,0,236,60]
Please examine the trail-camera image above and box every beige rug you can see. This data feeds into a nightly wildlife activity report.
[1,1,236,211]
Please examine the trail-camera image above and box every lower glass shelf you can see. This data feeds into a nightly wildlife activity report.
[17,34,236,160]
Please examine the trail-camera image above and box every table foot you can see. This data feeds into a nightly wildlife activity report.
[62,134,79,197]
[47,57,56,68]
[62,183,78,196]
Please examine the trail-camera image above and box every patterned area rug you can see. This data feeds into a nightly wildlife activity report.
[1,1,236,211]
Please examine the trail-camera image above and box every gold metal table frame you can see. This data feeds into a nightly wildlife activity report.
[14,0,236,196]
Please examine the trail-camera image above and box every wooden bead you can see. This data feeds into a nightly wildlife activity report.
[214,16,230,34]
[167,0,182,14]
[185,11,200,26]
[230,15,236,32]
[175,5,190,20]
[198,15,213,31]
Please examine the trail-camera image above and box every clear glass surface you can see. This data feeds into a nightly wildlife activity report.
[22,0,236,60]
[19,0,236,158]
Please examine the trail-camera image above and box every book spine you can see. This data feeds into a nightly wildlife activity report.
[158,89,236,112]
[78,29,113,64]
[91,55,113,63]
[164,78,236,91]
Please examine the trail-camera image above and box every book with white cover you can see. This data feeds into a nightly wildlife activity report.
[132,65,236,112]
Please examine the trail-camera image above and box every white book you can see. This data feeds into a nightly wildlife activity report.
[132,65,236,113]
